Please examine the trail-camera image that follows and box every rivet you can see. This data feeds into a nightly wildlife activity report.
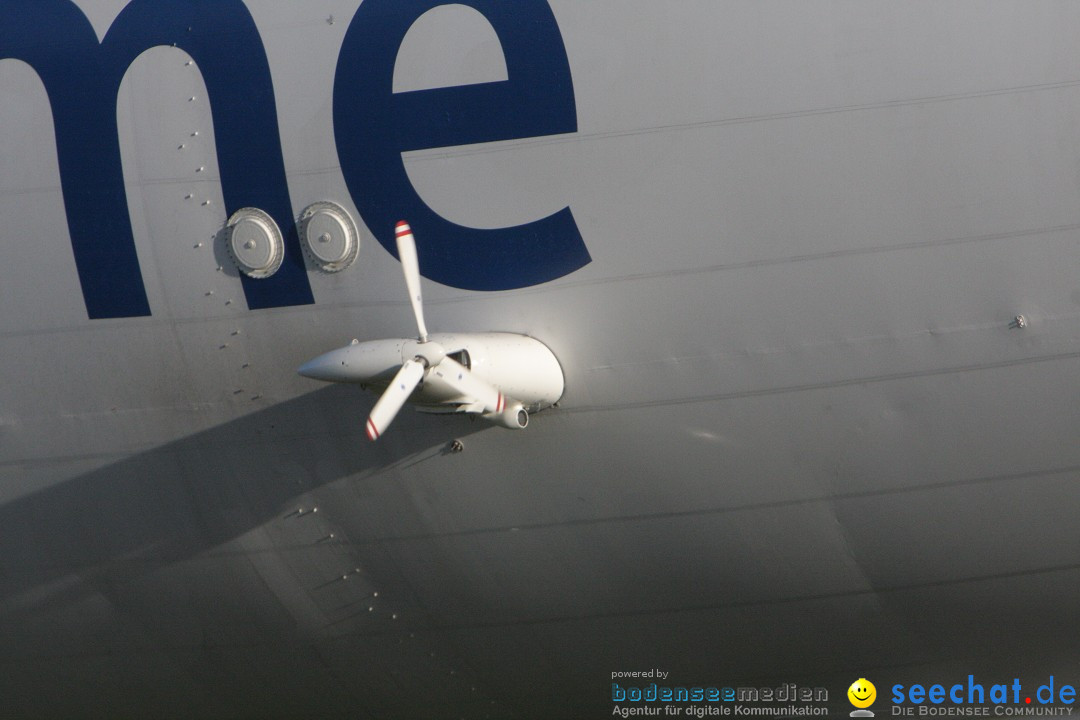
[194,242,203,248]
[178,144,186,150]
[244,240,256,250]
[191,131,199,137]
[196,166,204,172]
[185,194,193,200]
[205,290,214,296]
[368,606,374,612]
[202,200,211,206]
[189,96,196,102]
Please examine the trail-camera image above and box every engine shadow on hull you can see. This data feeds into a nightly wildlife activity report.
[0,385,484,616]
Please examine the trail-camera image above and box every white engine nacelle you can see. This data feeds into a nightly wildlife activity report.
[298,219,564,440]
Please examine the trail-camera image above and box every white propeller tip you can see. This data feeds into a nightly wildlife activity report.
[394,219,428,342]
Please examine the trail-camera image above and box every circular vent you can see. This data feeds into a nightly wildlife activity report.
[226,208,284,279]
[299,201,360,273]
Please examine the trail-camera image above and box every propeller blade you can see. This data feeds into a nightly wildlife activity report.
[395,221,428,343]
[430,356,508,414]
[366,358,426,441]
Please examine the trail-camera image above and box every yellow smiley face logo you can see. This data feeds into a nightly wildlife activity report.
[848,679,876,708]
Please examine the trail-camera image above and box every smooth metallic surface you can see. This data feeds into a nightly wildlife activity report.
[2,2,1079,719]
[296,339,405,383]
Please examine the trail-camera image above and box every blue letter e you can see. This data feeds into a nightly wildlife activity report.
[334,0,591,291]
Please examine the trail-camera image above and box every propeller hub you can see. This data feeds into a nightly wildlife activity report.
[402,340,445,367]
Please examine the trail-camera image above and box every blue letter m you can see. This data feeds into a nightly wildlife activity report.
[0,0,313,319]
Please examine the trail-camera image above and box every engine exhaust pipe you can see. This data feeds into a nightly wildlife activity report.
[484,404,528,429]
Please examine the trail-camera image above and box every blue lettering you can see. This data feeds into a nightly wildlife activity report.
[893,685,905,704]
[968,676,984,704]
[3,0,588,317]
[334,0,591,291]
[0,0,313,318]
[1037,678,1055,705]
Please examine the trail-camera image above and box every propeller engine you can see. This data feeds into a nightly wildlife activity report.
[298,222,563,440]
